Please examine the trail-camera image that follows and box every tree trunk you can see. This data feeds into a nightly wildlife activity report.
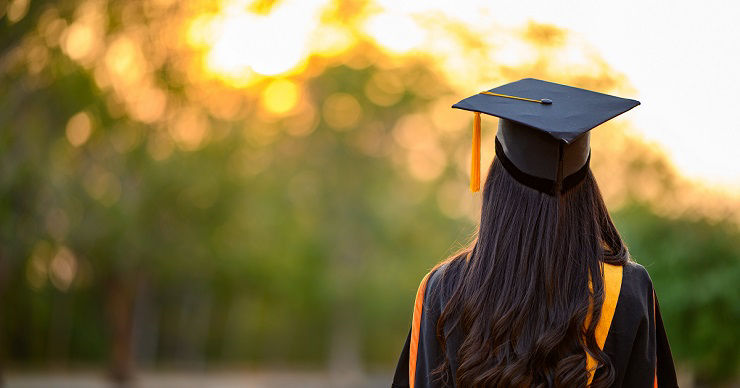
[329,303,362,387]
[328,245,363,386]
[0,250,7,388]
[106,275,135,385]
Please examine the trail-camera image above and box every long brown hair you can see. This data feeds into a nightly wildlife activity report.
[431,156,629,387]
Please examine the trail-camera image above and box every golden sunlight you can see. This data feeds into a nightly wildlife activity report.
[182,0,739,199]
[65,111,93,147]
[190,0,330,85]
[363,13,426,54]
[261,79,300,114]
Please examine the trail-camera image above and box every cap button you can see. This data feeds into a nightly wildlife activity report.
[540,99,553,105]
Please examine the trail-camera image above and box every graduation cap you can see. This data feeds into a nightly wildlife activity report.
[452,78,640,195]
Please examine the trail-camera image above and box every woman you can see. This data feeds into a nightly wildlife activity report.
[392,79,678,388]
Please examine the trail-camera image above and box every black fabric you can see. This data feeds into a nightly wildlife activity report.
[593,262,679,387]
[592,262,652,386]
[452,78,640,144]
[391,261,678,388]
[495,137,556,194]
[495,137,591,196]
[496,119,591,180]
[392,328,412,388]
[562,152,591,191]
[392,265,454,388]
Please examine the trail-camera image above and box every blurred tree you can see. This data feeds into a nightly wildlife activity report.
[614,203,740,383]
[0,0,738,386]
[0,0,253,382]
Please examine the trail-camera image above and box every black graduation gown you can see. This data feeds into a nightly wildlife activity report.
[392,261,678,388]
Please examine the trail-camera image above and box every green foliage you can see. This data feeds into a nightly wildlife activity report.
[0,1,738,385]
[614,203,740,382]
[0,9,470,368]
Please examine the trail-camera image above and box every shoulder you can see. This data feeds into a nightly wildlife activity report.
[419,262,449,305]
[428,253,468,291]
[425,262,450,292]
[620,260,655,292]
[613,260,655,314]
[418,254,468,314]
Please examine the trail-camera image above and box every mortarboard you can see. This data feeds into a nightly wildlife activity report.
[452,78,640,195]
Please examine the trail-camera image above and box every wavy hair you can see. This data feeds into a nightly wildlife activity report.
[431,157,629,387]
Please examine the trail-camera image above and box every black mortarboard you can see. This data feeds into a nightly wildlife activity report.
[452,78,640,194]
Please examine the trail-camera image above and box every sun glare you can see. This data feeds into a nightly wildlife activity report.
[184,0,739,194]
[363,13,426,54]
[190,0,330,84]
[262,79,300,114]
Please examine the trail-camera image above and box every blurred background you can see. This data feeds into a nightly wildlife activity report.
[1,0,738,387]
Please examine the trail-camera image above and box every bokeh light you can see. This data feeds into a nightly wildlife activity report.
[2,0,738,386]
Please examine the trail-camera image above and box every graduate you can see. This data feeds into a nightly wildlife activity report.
[392,79,678,388]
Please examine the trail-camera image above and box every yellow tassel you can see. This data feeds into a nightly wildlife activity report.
[470,112,481,192]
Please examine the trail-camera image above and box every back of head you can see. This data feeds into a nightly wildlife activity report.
[433,155,629,387]
[437,78,638,387]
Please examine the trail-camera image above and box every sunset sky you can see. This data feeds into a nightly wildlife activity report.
[492,0,740,192]
[193,0,740,193]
